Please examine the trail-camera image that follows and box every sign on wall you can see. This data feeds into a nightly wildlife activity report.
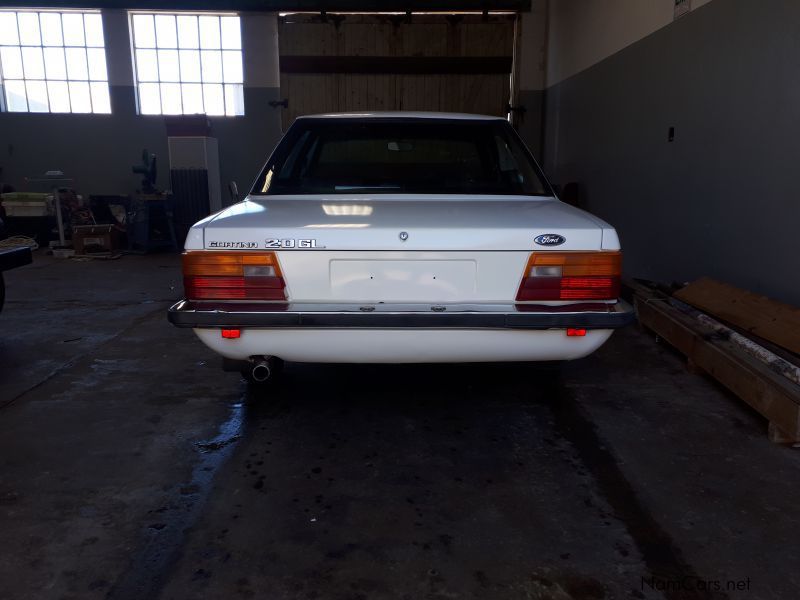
[674,0,692,19]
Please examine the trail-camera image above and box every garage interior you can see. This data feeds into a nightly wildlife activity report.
[1,1,799,599]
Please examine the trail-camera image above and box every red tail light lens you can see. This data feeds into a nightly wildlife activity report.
[516,252,621,301]
[183,252,286,300]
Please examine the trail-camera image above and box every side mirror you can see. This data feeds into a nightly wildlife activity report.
[229,181,240,203]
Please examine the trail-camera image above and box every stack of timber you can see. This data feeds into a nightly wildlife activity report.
[627,278,800,444]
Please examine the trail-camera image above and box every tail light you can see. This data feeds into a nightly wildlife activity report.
[183,251,286,300]
[516,251,621,301]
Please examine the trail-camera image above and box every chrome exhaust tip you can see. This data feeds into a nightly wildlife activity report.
[250,358,273,383]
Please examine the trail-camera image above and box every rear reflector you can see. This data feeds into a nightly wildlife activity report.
[221,329,241,339]
[567,328,587,337]
[183,252,287,301]
[516,252,621,301]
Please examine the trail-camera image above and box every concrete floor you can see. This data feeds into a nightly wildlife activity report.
[1,253,798,600]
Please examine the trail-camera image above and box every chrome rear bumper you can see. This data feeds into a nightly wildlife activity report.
[167,300,635,330]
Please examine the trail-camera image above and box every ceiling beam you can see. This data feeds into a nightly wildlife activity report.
[3,1,530,11]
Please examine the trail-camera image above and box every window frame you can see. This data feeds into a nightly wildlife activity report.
[128,10,244,117]
[0,8,111,114]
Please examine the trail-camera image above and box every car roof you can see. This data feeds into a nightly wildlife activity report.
[297,111,505,121]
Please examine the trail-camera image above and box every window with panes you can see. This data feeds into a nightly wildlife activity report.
[0,9,110,113]
[129,12,244,116]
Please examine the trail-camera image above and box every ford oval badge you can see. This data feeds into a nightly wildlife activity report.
[534,234,566,246]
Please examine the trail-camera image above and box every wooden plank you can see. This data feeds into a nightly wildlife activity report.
[278,13,514,119]
[635,296,800,443]
[279,56,513,75]
[674,277,800,356]
[768,422,797,444]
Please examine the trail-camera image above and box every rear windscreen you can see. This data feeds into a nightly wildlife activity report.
[251,119,550,196]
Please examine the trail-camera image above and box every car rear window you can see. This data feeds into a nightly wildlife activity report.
[252,118,550,196]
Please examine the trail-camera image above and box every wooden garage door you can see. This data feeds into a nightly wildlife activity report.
[278,13,516,129]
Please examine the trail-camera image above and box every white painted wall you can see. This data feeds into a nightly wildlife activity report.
[541,0,800,305]
[241,11,280,89]
[0,9,284,198]
[546,0,713,86]
[102,9,135,87]
[517,2,548,91]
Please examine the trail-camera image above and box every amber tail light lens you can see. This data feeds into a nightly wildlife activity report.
[516,251,621,301]
[183,252,286,300]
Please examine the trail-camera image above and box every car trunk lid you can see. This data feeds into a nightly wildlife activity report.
[196,195,611,303]
[201,195,607,252]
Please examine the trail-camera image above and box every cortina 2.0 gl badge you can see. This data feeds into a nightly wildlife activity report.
[534,234,566,246]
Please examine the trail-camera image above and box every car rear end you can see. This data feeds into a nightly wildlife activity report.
[168,113,633,370]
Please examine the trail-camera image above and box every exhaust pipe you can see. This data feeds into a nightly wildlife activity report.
[250,358,273,383]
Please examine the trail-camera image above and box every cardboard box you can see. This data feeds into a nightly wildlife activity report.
[72,225,123,254]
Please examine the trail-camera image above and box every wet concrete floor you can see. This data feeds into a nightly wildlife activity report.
[1,254,798,600]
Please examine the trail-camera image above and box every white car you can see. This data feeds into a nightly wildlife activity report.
[168,112,633,382]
